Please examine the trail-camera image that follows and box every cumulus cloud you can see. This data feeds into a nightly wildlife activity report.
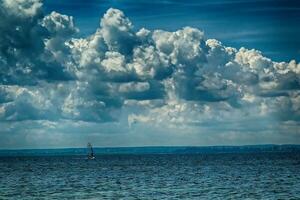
[100,8,137,55]
[0,1,300,146]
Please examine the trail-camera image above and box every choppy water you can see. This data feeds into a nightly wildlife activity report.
[1,153,300,199]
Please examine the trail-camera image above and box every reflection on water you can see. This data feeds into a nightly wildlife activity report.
[1,153,300,199]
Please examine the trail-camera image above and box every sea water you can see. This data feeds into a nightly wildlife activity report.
[0,153,300,199]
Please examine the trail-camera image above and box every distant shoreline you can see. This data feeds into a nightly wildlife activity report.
[1,144,300,156]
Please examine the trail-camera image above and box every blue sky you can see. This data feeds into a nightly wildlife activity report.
[43,0,300,62]
[0,0,299,148]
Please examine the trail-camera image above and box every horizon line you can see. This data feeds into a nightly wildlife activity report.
[1,144,300,151]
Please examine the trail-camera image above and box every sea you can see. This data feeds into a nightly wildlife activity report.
[0,147,300,199]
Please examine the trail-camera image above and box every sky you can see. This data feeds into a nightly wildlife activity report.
[42,0,300,62]
[0,0,299,149]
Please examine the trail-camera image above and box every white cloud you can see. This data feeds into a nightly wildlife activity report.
[102,51,126,73]
[128,45,171,80]
[2,0,42,18]
[100,8,136,54]
[0,2,300,147]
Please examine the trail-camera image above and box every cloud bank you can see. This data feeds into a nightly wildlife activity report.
[0,0,299,147]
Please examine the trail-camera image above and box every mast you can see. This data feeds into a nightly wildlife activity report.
[87,142,94,158]
[90,143,94,157]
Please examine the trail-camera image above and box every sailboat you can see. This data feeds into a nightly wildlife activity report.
[87,142,95,160]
